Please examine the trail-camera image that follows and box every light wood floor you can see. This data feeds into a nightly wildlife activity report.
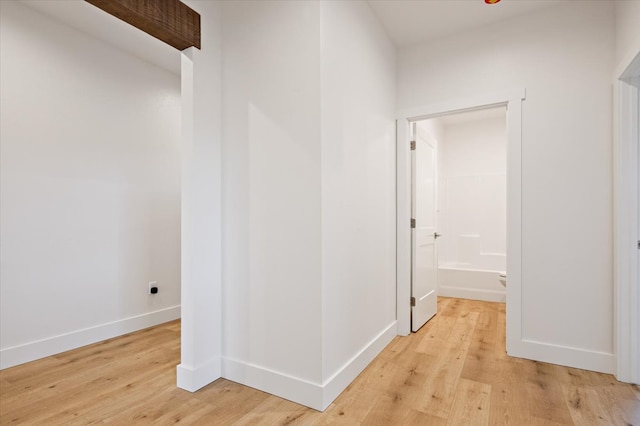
[1,297,638,425]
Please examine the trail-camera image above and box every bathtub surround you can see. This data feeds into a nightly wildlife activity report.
[439,267,506,303]
[426,108,508,303]
[436,109,506,271]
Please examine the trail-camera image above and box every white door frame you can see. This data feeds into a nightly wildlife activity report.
[396,89,525,355]
[614,51,640,384]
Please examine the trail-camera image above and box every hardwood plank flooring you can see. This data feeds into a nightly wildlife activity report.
[1,297,638,425]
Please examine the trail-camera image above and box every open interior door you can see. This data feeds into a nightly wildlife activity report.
[411,124,438,332]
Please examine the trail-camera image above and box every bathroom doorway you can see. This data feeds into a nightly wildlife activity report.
[417,106,507,305]
[396,90,525,356]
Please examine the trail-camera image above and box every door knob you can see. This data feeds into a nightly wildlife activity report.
[434,233,442,239]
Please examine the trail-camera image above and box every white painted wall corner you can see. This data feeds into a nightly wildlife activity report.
[221,321,397,411]
[177,357,222,392]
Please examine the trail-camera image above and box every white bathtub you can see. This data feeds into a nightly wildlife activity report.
[438,265,505,303]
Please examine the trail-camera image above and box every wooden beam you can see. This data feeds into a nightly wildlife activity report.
[85,0,200,51]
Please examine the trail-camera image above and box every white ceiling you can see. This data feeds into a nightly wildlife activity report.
[366,0,565,47]
[19,0,566,75]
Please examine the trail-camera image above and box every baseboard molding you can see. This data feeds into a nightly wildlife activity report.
[321,320,397,410]
[439,285,506,303]
[222,321,398,411]
[0,305,181,370]
[508,338,615,374]
[177,358,221,392]
[222,357,324,410]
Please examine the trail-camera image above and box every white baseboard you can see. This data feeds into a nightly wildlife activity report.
[508,338,615,374]
[177,358,221,392]
[0,306,181,370]
[321,321,397,410]
[439,285,506,303]
[222,357,324,410]
[222,321,398,411]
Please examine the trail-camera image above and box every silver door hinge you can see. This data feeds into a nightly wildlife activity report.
[410,218,416,228]
[410,140,416,150]
[638,240,640,249]
[411,297,416,307]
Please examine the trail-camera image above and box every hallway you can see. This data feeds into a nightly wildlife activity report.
[1,297,638,424]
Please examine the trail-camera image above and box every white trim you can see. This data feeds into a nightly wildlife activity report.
[396,89,525,123]
[438,286,506,303]
[504,95,523,357]
[177,357,221,392]
[0,306,181,370]
[177,8,223,394]
[321,321,397,410]
[222,321,397,411]
[614,77,640,384]
[513,339,614,375]
[396,121,412,336]
[223,358,323,410]
[396,89,525,340]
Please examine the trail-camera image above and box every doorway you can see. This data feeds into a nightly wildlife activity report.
[396,90,525,356]
[409,106,507,332]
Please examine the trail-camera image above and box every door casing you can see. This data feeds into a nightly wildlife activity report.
[614,50,640,384]
[396,89,525,358]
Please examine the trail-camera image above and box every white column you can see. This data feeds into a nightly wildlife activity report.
[176,1,223,392]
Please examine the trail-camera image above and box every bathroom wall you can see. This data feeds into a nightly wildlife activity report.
[436,108,507,272]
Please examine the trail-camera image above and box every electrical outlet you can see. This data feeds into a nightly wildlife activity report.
[149,281,158,295]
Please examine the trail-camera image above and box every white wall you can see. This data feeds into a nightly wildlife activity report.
[436,111,507,271]
[320,0,397,406]
[220,0,324,396]
[398,1,615,372]
[0,1,182,369]
[218,0,396,410]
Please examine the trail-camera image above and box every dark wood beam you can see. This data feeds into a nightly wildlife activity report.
[85,0,200,51]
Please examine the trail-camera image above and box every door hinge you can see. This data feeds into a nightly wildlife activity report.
[411,297,416,307]
[638,240,640,249]
[410,218,416,228]
[410,140,416,150]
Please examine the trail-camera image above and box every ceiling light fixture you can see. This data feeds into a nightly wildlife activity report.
[485,0,501,4]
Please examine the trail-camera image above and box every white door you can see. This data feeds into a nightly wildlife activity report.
[411,125,439,332]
